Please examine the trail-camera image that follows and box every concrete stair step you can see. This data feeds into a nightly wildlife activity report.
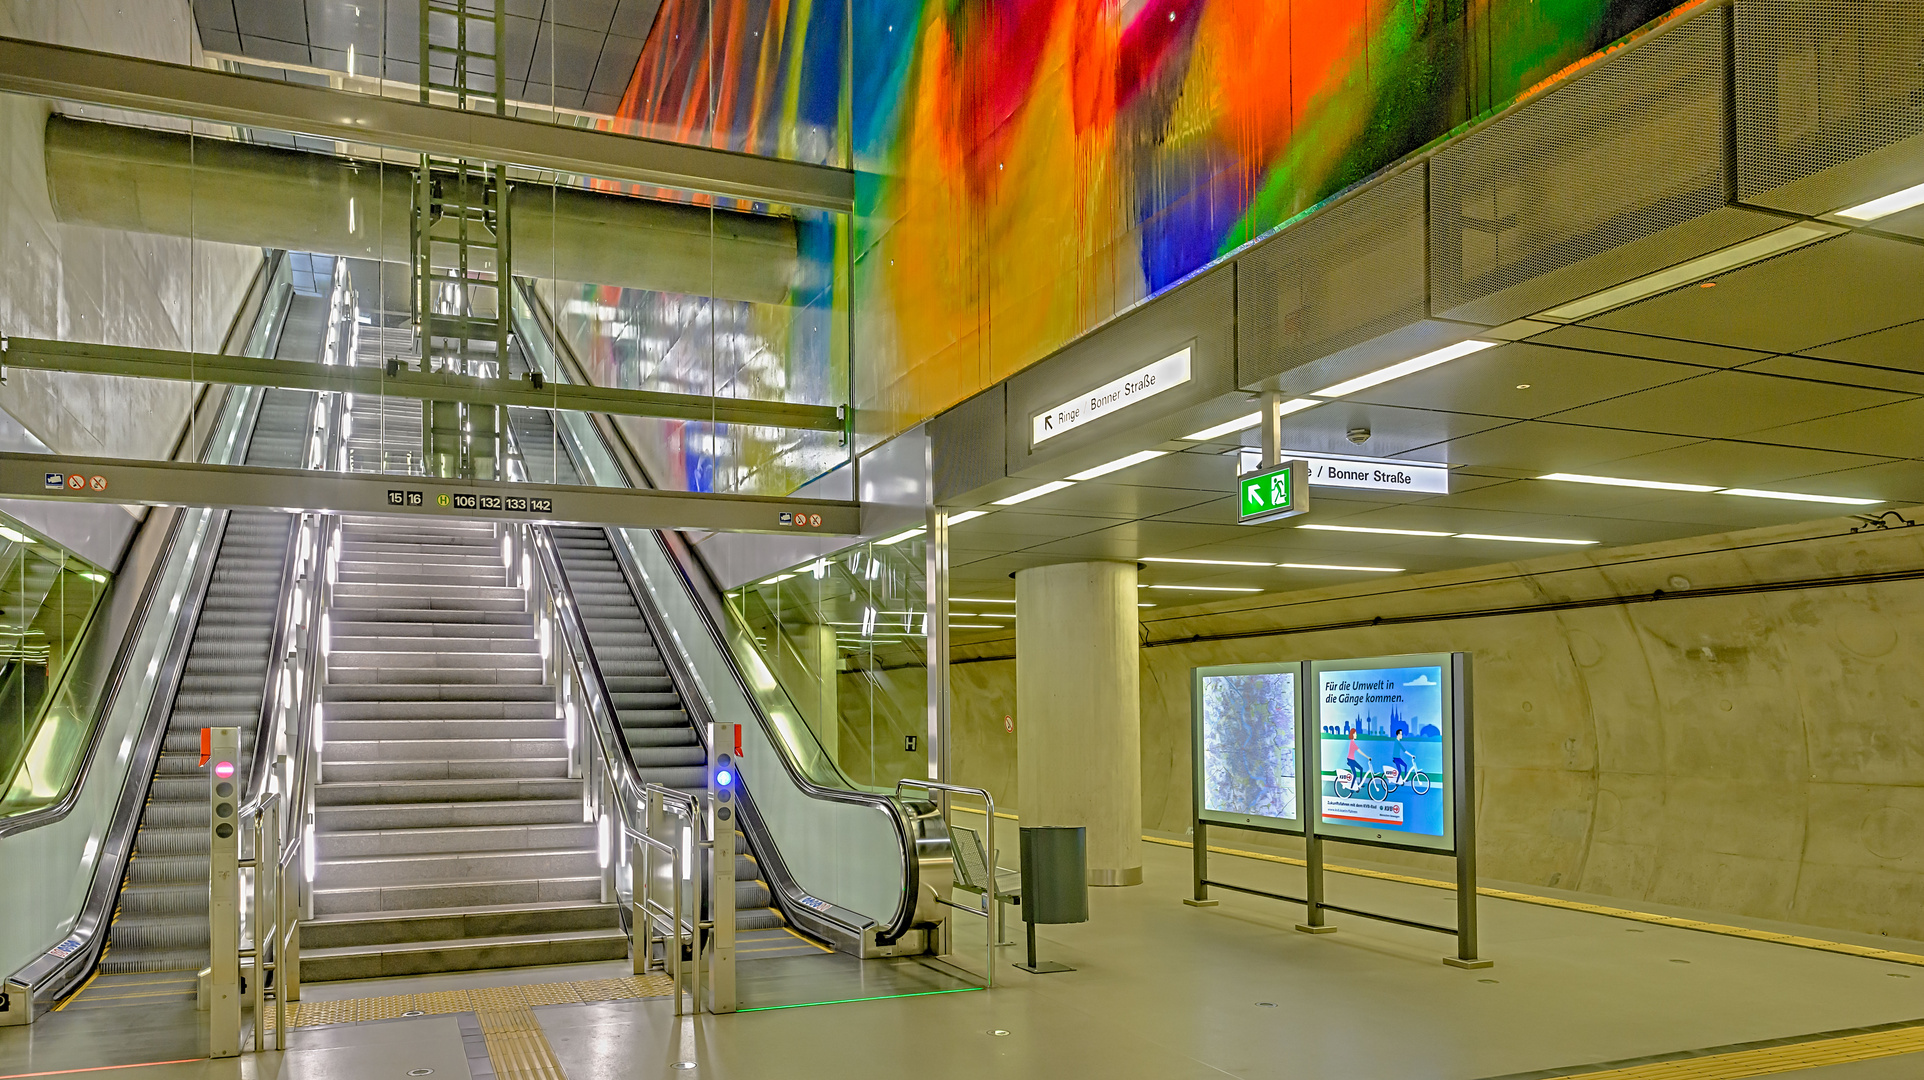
[329,666,545,686]
[301,900,620,950]
[299,925,628,982]
[316,798,583,832]
[318,821,596,859]
[320,756,569,782]
[323,732,564,756]
[318,846,599,889]
[316,777,581,805]
[313,874,603,917]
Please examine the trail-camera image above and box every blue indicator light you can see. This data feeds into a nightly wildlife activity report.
[717,769,733,787]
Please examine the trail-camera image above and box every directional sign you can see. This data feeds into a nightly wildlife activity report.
[0,453,862,535]
[1238,459,1310,525]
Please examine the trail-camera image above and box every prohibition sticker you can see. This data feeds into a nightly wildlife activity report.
[808,514,822,528]
[66,474,83,490]
[89,475,107,492]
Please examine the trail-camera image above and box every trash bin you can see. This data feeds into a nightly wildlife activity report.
[1015,826,1087,973]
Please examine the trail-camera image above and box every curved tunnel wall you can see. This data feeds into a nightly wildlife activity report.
[42,115,799,305]
[947,512,1924,941]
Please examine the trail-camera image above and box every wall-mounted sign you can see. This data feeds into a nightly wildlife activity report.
[1309,653,1462,853]
[1032,347,1191,445]
[1239,450,1449,494]
[1238,459,1309,524]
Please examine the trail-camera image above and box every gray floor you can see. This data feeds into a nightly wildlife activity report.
[5,840,1924,1079]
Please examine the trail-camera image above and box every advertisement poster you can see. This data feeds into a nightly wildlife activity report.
[1196,665,1301,832]
[1314,660,1451,849]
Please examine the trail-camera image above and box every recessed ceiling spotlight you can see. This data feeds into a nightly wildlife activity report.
[1515,383,1531,389]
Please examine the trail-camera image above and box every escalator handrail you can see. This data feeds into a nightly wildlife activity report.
[239,392,319,820]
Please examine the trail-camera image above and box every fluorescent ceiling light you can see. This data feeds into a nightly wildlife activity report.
[1835,180,1924,222]
[1138,603,1155,608]
[993,480,1076,506]
[1538,472,1720,493]
[1454,533,1597,545]
[1296,523,1452,538]
[1068,450,1167,481]
[1313,340,1497,398]
[760,573,793,584]
[1140,557,1273,566]
[877,527,926,545]
[952,597,1016,604]
[0,527,29,543]
[1718,488,1881,506]
[949,623,999,629]
[1145,584,1263,592]
[1540,224,1838,321]
[976,612,1016,619]
[1278,563,1403,573]
[1181,399,1320,442]
[947,509,990,524]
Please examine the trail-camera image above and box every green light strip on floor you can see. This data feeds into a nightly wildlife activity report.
[736,987,984,1013]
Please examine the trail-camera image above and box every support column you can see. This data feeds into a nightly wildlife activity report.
[1015,561,1141,886]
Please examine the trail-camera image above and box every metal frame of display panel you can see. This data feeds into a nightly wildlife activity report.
[1308,652,1458,854]
[1186,651,1489,968]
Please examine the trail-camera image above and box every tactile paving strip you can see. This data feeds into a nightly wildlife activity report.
[476,1006,567,1080]
[1548,1023,1924,1079]
[285,973,676,1028]
[1146,835,1924,967]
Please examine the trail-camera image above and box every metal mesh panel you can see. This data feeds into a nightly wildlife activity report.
[930,386,1007,504]
[1735,0,1924,209]
[1430,12,1728,325]
[1235,165,1428,390]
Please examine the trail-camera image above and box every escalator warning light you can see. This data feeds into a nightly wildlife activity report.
[44,473,61,490]
[507,496,528,512]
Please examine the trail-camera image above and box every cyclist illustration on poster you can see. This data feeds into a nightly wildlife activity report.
[1316,664,1446,840]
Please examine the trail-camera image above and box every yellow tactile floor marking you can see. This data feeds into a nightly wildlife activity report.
[1146,835,1924,967]
[1548,1023,1924,1079]
[283,973,676,1028]
[478,1006,567,1080]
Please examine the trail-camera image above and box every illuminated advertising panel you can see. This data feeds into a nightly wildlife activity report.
[1192,662,1305,835]
[1310,654,1458,853]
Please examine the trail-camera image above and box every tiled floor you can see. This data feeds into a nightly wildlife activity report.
[4,840,1923,1079]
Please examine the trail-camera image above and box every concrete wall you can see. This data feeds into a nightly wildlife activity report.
[946,510,1924,941]
[0,1,262,462]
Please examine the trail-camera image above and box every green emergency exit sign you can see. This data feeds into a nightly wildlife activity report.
[1238,460,1310,524]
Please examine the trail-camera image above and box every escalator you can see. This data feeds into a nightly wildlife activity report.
[92,387,313,979]
[507,408,788,937]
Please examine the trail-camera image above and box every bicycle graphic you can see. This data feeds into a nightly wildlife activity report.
[1385,760,1431,795]
[1335,765,1388,802]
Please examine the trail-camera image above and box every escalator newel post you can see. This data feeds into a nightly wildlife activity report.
[708,721,737,1014]
[205,726,242,1058]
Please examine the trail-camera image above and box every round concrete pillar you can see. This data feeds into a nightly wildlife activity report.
[1014,560,1142,886]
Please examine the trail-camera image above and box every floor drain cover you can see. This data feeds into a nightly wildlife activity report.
[1256,1002,1276,1008]
[671,1063,697,1071]
[401,1009,425,1016]
[408,1071,434,1076]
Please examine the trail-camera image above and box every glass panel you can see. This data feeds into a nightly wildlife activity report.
[0,531,109,814]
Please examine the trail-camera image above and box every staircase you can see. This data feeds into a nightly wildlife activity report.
[301,514,627,981]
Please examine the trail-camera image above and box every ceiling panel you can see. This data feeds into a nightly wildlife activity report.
[1597,439,1896,488]
[1740,355,1924,395]
[235,0,309,44]
[194,0,239,33]
[1588,234,1924,353]
[1742,397,1924,458]
[1094,449,1239,490]
[1250,402,1512,460]
[1800,317,1924,371]
[1424,421,1699,472]
[1529,325,1770,368]
[550,0,621,30]
[946,509,1128,545]
[1789,459,1924,504]
[1010,482,1220,519]
[1540,369,1911,439]
[1345,342,1704,419]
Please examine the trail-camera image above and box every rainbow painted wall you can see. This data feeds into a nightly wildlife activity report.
[595,0,1685,490]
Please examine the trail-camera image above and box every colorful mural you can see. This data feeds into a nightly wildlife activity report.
[585,0,1687,491]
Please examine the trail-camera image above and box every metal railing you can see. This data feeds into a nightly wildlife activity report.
[896,780,1001,988]
[521,521,713,1013]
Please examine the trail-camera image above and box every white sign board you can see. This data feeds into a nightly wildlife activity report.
[1239,450,1449,495]
[1033,348,1191,445]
